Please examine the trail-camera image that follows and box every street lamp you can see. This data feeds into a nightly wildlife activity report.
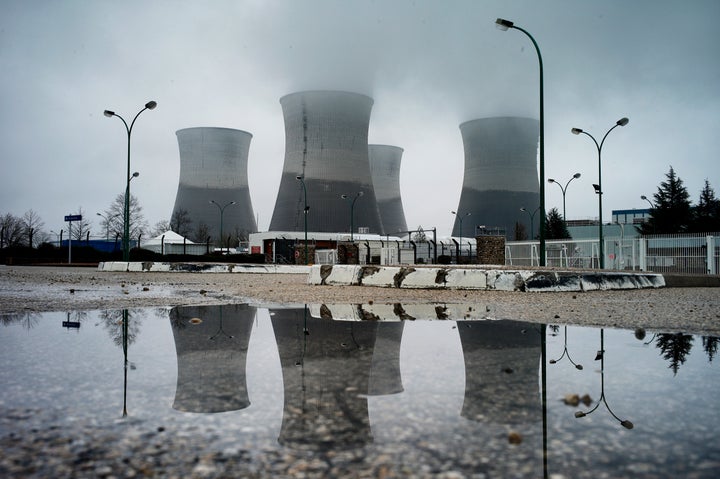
[640,195,654,209]
[548,173,581,222]
[520,206,540,240]
[496,18,546,266]
[103,101,157,261]
[451,211,471,240]
[574,329,634,429]
[571,117,629,269]
[341,191,364,241]
[295,176,309,264]
[209,200,236,251]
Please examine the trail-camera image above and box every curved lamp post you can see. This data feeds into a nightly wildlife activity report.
[549,326,583,370]
[548,173,581,222]
[574,329,634,429]
[520,206,540,239]
[104,101,157,261]
[341,191,363,241]
[210,200,236,251]
[496,18,546,266]
[640,195,654,209]
[295,176,309,264]
[451,211,471,240]
[571,117,629,269]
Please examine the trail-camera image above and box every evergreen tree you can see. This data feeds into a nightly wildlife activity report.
[691,179,720,233]
[545,207,571,239]
[640,166,692,234]
[655,332,694,375]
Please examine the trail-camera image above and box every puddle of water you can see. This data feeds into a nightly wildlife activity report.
[1,305,719,477]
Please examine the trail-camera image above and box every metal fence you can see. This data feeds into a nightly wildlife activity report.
[505,233,719,274]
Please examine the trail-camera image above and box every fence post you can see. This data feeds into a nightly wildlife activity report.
[639,238,647,271]
[708,236,716,275]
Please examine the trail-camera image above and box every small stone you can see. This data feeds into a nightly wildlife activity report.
[563,394,580,407]
[508,431,523,444]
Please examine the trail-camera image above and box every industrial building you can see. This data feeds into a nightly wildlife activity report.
[454,117,540,239]
[369,144,408,236]
[269,91,383,235]
[172,127,257,245]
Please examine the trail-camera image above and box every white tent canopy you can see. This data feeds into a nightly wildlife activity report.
[144,230,194,246]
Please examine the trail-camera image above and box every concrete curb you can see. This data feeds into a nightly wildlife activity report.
[307,264,666,292]
[97,262,310,274]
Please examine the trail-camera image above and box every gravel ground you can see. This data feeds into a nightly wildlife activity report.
[1,265,719,335]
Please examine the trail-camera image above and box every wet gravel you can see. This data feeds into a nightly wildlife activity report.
[1,264,719,478]
[1,265,719,335]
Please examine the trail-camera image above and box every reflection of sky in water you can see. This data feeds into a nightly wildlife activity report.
[1,307,718,477]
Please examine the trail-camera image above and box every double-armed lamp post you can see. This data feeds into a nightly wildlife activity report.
[295,176,309,264]
[451,211,471,240]
[496,18,546,266]
[103,101,157,261]
[210,200,236,251]
[571,117,629,269]
[548,173,581,222]
[341,191,363,241]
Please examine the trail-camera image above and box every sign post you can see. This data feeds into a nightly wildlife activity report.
[64,214,82,264]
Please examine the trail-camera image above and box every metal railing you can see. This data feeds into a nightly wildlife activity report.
[506,233,719,274]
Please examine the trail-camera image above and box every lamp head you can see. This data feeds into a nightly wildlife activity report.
[358,191,364,197]
[145,101,157,110]
[132,171,139,178]
[575,364,584,370]
[451,210,457,215]
[520,207,527,212]
[548,178,556,184]
[103,110,115,118]
[573,173,582,179]
[592,184,601,194]
[641,195,647,200]
[230,201,236,205]
[341,194,348,199]
[495,18,514,30]
[571,128,583,135]
[574,411,586,418]
[295,175,303,180]
[620,420,634,429]
[617,117,629,126]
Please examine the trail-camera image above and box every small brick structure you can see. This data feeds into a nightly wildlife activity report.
[294,244,316,265]
[476,235,505,265]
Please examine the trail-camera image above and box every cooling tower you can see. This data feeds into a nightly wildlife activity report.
[454,117,540,239]
[271,307,376,450]
[269,91,383,234]
[457,320,541,424]
[369,145,408,236]
[169,304,255,413]
[172,127,257,243]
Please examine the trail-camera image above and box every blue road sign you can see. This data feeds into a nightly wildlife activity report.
[64,215,82,222]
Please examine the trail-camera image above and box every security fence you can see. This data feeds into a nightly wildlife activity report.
[505,233,719,274]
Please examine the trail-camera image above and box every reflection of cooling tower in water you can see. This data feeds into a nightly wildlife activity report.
[169,304,255,413]
[369,145,407,236]
[269,91,383,233]
[457,320,541,424]
[172,127,257,242]
[367,321,404,395]
[271,307,377,450]
[454,117,540,239]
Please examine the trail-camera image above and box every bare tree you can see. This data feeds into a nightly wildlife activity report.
[68,207,92,241]
[150,220,172,237]
[22,209,45,247]
[1,213,26,247]
[192,222,210,244]
[103,193,149,241]
[170,208,193,237]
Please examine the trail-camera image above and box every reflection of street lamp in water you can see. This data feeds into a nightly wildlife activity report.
[549,326,583,370]
[574,329,634,429]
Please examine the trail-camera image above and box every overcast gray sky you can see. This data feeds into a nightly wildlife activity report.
[1,0,718,238]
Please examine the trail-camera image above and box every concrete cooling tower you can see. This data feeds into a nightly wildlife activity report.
[369,145,408,235]
[269,91,383,234]
[454,117,540,239]
[172,127,257,243]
